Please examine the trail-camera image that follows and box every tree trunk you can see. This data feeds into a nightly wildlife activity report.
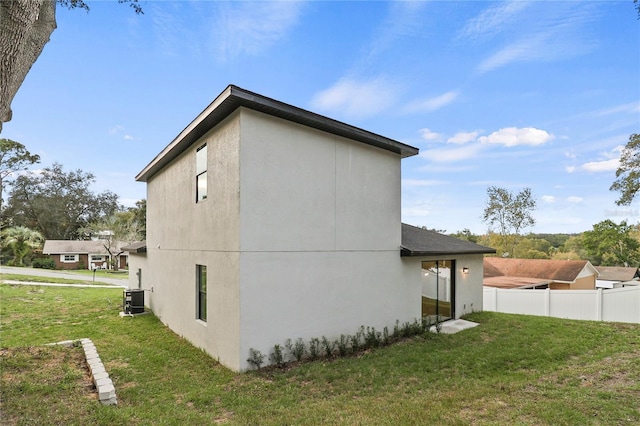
[0,0,57,132]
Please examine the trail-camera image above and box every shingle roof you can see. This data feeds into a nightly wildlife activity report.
[483,276,551,289]
[136,85,420,182]
[42,240,129,255]
[594,266,640,281]
[121,241,147,254]
[484,257,591,282]
[400,223,496,256]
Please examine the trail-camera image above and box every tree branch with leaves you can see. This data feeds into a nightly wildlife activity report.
[610,133,640,206]
[482,186,536,257]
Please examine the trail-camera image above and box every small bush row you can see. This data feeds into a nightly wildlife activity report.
[31,258,56,269]
[247,317,441,370]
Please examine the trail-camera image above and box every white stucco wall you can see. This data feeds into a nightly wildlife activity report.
[142,107,451,372]
[234,109,415,370]
[143,112,243,370]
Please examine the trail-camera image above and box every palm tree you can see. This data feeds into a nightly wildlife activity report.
[1,226,44,266]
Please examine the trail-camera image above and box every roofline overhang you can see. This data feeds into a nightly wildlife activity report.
[136,85,419,182]
[400,246,497,257]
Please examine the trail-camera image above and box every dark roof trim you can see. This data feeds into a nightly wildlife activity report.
[136,85,419,182]
[400,223,496,257]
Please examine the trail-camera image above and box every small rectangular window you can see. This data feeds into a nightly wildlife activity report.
[196,144,207,202]
[197,264,207,322]
[61,254,78,263]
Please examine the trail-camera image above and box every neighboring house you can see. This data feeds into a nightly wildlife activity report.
[42,240,129,270]
[129,85,495,372]
[483,258,598,290]
[594,266,640,289]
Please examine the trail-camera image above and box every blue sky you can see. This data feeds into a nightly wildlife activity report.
[3,1,639,234]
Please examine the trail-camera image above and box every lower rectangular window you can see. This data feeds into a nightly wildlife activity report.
[197,265,207,322]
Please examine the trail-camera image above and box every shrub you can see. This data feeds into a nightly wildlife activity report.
[382,326,390,346]
[269,344,285,367]
[321,336,334,357]
[291,338,306,362]
[350,328,363,352]
[32,258,56,269]
[308,338,321,360]
[365,327,382,348]
[247,348,265,370]
[336,334,349,356]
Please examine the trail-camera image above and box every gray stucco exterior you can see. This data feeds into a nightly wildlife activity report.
[132,85,493,372]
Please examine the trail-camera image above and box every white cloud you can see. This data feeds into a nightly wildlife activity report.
[419,128,442,141]
[310,77,399,119]
[593,101,640,117]
[211,1,304,61]
[475,4,596,73]
[567,196,583,203]
[361,1,427,65]
[109,125,125,135]
[566,166,576,173]
[124,135,135,141]
[581,159,619,172]
[478,127,554,147]
[541,195,555,203]
[477,35,547,73]
[448,131,480,145]
[458,1,531,41]
[404,91,459,113]
[420,143,484,163]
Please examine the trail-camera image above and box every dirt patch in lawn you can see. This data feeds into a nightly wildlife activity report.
[0,345,96,425]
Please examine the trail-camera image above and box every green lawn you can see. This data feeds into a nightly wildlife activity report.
[0,273,117,286]
[1,283,639,425]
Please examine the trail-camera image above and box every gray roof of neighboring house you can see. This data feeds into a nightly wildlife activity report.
[42,240,128,255]
[594,266,640,282]
[136,85,420,182]
[484,257,595,282]
[121,241,147,254]
[400,223,496,256]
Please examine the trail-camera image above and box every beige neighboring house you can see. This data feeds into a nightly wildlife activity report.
[128,85,495,372]
[483,258,598,290]
[594,266,640,289]
[42,240,129,270]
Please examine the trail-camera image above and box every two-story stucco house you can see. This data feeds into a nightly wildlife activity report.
[130,85,494,372]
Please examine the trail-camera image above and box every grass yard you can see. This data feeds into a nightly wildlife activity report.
[0,273,120,286]
[1,283,639,425]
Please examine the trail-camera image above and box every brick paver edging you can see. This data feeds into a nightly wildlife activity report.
[48,338,117,405]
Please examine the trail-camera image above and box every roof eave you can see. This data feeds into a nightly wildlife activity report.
[400,247,497,257]
[136,85,419,182]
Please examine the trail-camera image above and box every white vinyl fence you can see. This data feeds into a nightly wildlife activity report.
[483,286,640,324]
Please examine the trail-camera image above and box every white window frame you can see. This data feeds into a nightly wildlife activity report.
[60,254,79,263]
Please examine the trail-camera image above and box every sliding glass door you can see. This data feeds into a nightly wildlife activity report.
[421,260,455,321]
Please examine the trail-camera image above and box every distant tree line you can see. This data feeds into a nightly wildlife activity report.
[0,139,145,266]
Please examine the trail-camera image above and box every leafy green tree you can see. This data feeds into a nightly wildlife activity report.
[0,138,40,211]
[129,199,146,240]
[610,134,640,206]
[514,236,552,259]
[581,220,640,267]
[1,226,43,266]
[450,228,479,243]
[81,209,144,270]
[482,186,536,257]
[4,162,120,240]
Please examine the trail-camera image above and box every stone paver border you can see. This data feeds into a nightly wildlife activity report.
[48,338,117,405]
